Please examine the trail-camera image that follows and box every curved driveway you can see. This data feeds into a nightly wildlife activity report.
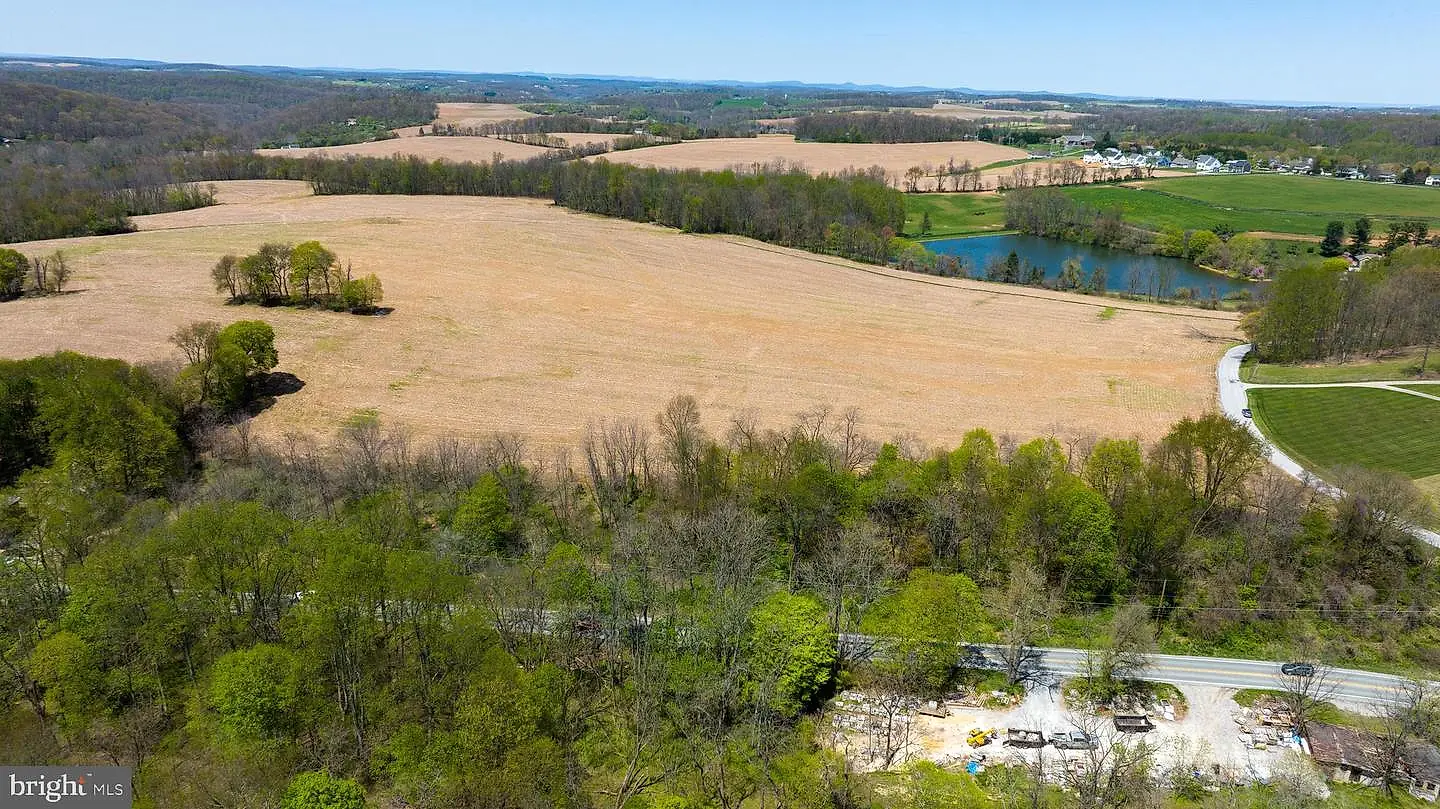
[1217,343,1440,547]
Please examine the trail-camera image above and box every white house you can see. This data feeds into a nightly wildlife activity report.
[1170,156,1195,169]
[1426,175,1440,187]
[1195,155,1223,173]
[1082,151,1104,164]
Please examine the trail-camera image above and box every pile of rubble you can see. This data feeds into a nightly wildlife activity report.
[1231,704,1304,752]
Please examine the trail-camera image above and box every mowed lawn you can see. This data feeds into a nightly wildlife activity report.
[1068,174,1440,238]
[905,193,1008,238]
[1248,387,1440,479]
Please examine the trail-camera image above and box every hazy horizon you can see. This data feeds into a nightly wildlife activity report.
[4,0,1437,107]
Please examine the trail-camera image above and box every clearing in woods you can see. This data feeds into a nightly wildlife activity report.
[0,180,1239,448]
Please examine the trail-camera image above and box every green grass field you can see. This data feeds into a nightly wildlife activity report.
[1145,174,1440,219]
[904,193,1008,238]
[1247,387,1440,479]
[1064,174,1440,238]
[1241,350,1440,383]
[1062,185,1343,235]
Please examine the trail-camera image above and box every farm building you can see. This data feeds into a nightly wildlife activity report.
[1306,723,1440,802]
[1224,159,1252,174]
[1053,134,1096,149]
[1195,155,1223,173]
[1170,156,1195,169]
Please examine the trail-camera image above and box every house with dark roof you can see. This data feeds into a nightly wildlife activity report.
[1307,723,1440,801]
[1054,134,1096,149]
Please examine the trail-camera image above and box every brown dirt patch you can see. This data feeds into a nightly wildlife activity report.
[4,195,1237,450]
[587,134,1028,187]
[1245,231,1320,242]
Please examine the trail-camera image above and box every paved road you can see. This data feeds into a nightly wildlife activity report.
[838,633,1421,705]
[1217,343,1440,547]
[1036,648,1413,706]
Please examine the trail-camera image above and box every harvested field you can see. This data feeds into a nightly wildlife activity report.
[912,103,1092,122]
[392,103,535,137]
[587,134,1028,187]
[2,183,1239,449]
[256,135,552,162]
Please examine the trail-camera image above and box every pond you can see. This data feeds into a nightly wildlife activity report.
[924,234,1251,298]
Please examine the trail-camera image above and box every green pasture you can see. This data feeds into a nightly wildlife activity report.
[904,193,1008,238]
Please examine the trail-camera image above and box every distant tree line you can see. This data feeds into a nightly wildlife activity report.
[794,112,976,143]
[213,241,384,313]
[177,151,906,265]
[1244,246,1440,364]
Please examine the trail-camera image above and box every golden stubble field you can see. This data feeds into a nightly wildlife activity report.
[586,135,1029,186]
[1,181,1239,450]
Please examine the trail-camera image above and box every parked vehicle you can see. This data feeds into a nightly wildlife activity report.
[1051,730,1098,750]
[1003,728,1046,747]
[1113,714,1155,733]
[967,727,997,747]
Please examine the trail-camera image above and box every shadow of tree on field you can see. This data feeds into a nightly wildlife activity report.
[244,372,305,417]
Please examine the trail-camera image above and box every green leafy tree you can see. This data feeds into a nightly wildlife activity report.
[862,570,987,692]
[452,473,517,555]
[1186,229,1220,262]
[209,644,303,738]
[289,241,338,303]
[1351,216,1372,251]
[1155,225,1187,258]
[0,247,28,299]
[340,273,384,312]
[1320,220,1346,257]
[744,592,836,717]
[279,772,365,809]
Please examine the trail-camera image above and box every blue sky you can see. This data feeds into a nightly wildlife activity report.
[4,0,1437,105]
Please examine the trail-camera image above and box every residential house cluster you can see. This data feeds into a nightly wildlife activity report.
[1080,147,1173,169]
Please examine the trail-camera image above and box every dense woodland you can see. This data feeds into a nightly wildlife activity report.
[2,334,1436,807]
[795,112,976,143]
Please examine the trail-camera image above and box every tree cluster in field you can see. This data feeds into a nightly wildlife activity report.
[1005,187,1149,253]
[212,241,384,313]
[1244,246,1440,365]
[1154,226,1266,277]
[794,112,977,143]
[0,247,73,300]
[3,366,1435,808]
